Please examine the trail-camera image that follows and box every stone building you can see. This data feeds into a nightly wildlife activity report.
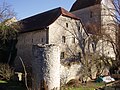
[14,0,120,88]
[71,0,117,59]
[15,7,86,72]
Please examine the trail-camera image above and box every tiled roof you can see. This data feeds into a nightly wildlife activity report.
[70,0,101,12]
[19,7,79,33]
[60,7,79,20]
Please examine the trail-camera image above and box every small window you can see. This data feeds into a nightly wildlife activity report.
[66,23,68,28]
[62,36,66,43]
[60,52,65,59]
[78,26,80,31]
[78,52,81,59]
[72,37,75,43]
[90,11,93,18]
[41,38,44,42]
[32,38,33,43]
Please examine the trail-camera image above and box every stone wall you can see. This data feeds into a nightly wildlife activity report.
[32,44,60,90]
[101,2,116,59]
[60,64,81,85]
[15,29,48,72]
[49,15,82,57]
[72,4,101,34]
[15,15,82,72]
[72,1,116,59]
[32,44,82,89]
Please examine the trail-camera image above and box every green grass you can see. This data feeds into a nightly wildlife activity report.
[95,82,105,87]
[0,80,7,83]
[61,82,105,90]
[0,80,105,90]
[61,87,95,90]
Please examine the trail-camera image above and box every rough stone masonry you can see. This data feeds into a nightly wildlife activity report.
[32,44,60,90]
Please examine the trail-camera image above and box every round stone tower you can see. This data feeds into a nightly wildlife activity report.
[32,44,60,90]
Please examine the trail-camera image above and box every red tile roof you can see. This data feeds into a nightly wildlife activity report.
[19,7,79,33]
[60,7,79,20]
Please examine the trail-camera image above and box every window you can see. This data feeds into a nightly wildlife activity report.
[78,26,80,31]
[72,37,75,43]
[60,52,65,59]
[41,38,44,42]
[78,52,81,59]
[90,11,93,18]
[32,38,33,43]
[92,42,96,52]
[66,23,68,28]
[62,36,66,43]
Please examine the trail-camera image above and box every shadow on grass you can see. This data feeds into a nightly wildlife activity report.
[0,80,26,90]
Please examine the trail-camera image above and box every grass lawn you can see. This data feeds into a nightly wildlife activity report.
[61,82,105,90]
[62,80,120,90]
[61,87,95,90]
[0,79,106,90]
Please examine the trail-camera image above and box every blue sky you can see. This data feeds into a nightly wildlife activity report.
[1,0,76,20]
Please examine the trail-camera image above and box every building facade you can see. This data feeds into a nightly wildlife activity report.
[14,0,120,86]
[71,0,117,59]
[15,7,86,72]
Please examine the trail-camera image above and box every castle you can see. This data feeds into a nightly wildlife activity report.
[15,0,119,89]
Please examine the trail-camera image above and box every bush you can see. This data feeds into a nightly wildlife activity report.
[0,63,14,80]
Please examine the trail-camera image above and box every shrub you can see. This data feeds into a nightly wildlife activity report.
[0,63,14,80]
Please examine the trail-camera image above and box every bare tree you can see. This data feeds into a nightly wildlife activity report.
[100,0,120,66]
[56,1,120,80]
[56,18,108,82]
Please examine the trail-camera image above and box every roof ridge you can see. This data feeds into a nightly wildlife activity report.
[19,7,79,33]
[59,7,79,20]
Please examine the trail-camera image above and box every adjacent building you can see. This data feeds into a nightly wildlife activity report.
[71,0,117,59]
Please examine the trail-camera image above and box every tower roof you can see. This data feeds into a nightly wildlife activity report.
[70,0,102,12]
